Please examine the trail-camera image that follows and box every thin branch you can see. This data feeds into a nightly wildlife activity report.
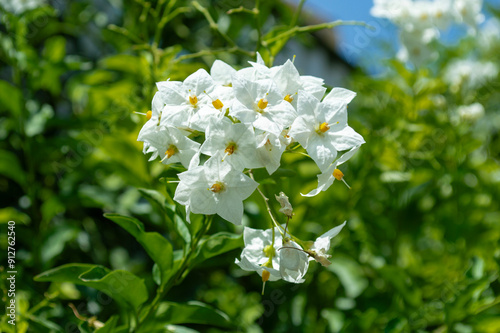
[227,6,258,15]
[175,47,254,62]
[290,0,307,28]
[107,24,143,44]
[248,170,285,234]
[192,1,236,47]
[263,20,373,46]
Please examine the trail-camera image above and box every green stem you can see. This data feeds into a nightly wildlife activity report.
[192,1,236,47]
[248,170,285,235]
[175,46,254,62]
[107,24,143,44]
[136,215,214,329]
[263,20,372,46]
[290,0,307,28]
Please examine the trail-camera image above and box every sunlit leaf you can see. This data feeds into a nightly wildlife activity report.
[34,264,148,309]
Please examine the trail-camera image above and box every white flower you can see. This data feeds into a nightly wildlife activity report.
[370,0,412,23]
[236,52,273,81]
[235,226,282,281]
[308,221,346,267]
[230,74,297,137]
[397,30,439,65]
[478,18,500,52]
[272,60,326,108]
[158,69,215,131]
[303,146,360,197]
[190,85,235,130]
[139,125,200,168]
[0,0,44,14]
[457,103,485,121]
[200,118,261,171]
[443,59,498,92]
[138,91,166,154]
[173,153,258,224]
[453,0,484,31]
[255,130,288,175]
[288,91,364,171]
[279,239,309,283]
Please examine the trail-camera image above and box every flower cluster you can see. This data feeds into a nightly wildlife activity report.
[371,0,485,64]
[138,54,364,225]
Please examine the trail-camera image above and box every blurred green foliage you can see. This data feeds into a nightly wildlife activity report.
[1,0,499,332]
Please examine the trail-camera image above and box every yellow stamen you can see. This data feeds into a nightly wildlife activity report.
[257,98,268,110]
[261,269,271,295]
[165,145,177,158]
[212,99,224,110]
[161,145,177,162]
[189,95,198,106]
[146,110,152,120]
[333,168,344,181]
[224,142,237,155]
[210,183,224,193]
[333,168,351,189]
[284,94,294,103]
[319,122,330,133]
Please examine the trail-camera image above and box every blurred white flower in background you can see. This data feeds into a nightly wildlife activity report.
[0,0,44,14]
[443,59,499,92]
[457,103,485,121]
[371,0,486,65]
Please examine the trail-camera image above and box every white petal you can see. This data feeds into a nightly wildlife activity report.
[210,60,236,86]
[313,221,347,252]
[328,126,365,151]
[323,87,357,104]
[306,135,338,171]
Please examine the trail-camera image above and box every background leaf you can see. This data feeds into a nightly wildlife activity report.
[34,264,148,309]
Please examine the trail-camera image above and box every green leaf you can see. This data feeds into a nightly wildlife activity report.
[138,188,168,215]
[43,36,66,63]
[0,150,26,186]
[104,213,173,285]
[138,301,233,331]
[174,214,191,246]
[0,207,31,225]
[95,315,119,333]
[378,266,422,307]
[0,80,23,116]
[34,264,148,309]
[445,277,491,323]
[41,226,79,264]
[99,54,146,76]
[152,263,161,286]
[190,232,243,267]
